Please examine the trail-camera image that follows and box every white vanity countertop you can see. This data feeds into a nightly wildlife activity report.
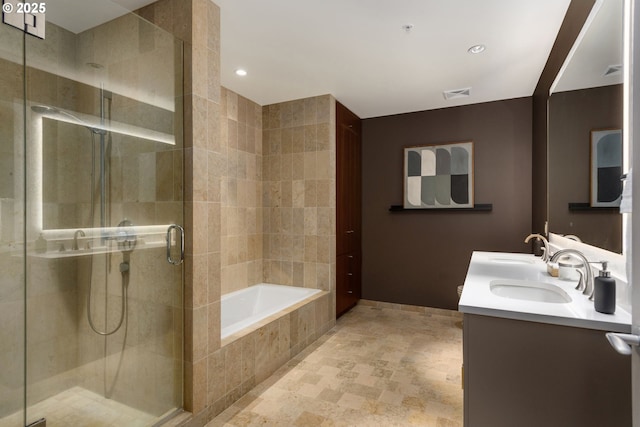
[458,251,631,333]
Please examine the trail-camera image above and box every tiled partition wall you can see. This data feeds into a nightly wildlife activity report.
[139,1,224,423]
[140,1,337,425]
[219,88,264,295]
[262,96,337,297]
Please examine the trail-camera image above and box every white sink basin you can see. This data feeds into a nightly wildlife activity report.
[490,280,572,304]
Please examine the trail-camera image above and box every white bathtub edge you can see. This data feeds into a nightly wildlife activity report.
[221,286,328,346]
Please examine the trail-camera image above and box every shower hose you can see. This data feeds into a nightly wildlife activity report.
[85,106,131,337]
[87,258,129,336]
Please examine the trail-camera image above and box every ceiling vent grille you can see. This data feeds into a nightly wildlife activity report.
[443,87,471,100]
[604,64,622,76]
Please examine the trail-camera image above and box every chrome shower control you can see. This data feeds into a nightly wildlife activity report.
[116,219,137,252]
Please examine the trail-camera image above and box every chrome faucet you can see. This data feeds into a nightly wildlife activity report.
[72,229,85,250]
[550,249,594,299]
[524,233,550,262]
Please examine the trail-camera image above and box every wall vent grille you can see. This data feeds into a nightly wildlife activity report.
[604,65,622,76]
[443,87,471,100]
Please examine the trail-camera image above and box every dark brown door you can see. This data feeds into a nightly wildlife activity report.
[336,101,361,317]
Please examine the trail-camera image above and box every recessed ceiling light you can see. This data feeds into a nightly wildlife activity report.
[235,68,247,76]
[468,44,486,54]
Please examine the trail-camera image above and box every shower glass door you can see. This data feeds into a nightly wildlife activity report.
[0,1,184,426]
[0,13,26,427]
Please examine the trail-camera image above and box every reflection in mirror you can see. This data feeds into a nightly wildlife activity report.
[548,0,623,253]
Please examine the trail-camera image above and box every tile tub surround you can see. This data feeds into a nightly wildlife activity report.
[210,291,334,414]
[458,251,631,332]
[208,303,463,427]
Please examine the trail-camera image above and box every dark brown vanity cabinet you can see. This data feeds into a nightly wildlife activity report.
[336,102,362,317]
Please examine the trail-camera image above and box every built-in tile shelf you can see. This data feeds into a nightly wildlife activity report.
[389,203,492,212]
[568,202,620,211]
[26,224,177,259]
[28,240,165,259]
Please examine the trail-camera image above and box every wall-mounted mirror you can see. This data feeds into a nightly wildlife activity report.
[548,0,624,253]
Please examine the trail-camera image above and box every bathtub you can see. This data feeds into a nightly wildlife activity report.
[221,284,322,340]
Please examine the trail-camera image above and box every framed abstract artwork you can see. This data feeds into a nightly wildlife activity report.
[590,129,622,207]
[403,141,474,209]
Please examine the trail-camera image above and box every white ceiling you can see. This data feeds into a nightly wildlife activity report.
[49,0,584,119]
[46,0,157,34]
[215,0,572,118]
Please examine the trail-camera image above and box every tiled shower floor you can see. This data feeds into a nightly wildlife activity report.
[0,386,157,427]
[209,302,464,426]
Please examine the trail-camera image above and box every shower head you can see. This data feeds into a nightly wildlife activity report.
[31,105,59,114]
[31,105,107,135]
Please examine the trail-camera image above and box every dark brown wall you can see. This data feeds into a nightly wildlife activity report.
[362,98,532,310]
[548,85,623,253]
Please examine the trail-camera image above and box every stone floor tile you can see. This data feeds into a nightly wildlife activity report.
[209,304,463,426]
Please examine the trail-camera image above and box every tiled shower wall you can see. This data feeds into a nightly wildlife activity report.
[219,88,263,294]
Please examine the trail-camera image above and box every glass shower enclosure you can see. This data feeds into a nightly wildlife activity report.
[0,1,184,426]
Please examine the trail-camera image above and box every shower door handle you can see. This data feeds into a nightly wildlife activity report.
[166,224,185,265]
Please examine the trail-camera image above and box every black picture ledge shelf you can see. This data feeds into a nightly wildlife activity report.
[389,204,493,212]
[568,202,620,212]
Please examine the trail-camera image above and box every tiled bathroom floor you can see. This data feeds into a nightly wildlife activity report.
[0,386,158,427]
[209,302,463,426]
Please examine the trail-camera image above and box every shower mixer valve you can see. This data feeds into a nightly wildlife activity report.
[119,261,130,273]
[116,219,137,252]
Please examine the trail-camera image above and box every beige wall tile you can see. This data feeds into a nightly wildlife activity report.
[191,358,207,414]
[224,340,242,393]
[303,152,317,180]
[240,334,255,384]
[185,201,208,256]
[184,254,208,309]
[208,252,221,304]
[207,349,225,404]
[191,147,208,201]
[208,301,221,353]
[208,202,221,253]
[192,306,208,362]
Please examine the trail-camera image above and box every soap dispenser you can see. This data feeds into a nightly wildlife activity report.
[594,261,616,314]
